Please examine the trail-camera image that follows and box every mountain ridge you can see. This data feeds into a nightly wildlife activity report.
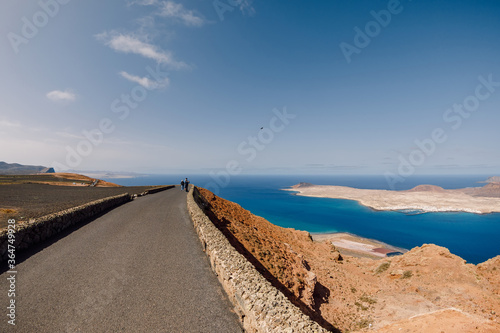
[0,161,54,175]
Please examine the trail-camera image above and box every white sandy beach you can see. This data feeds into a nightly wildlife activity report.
[285,185,500,214]
[312,232,407,258]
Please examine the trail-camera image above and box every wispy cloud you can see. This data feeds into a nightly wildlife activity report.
[158,1,205,27]
[127,0,158,6]
[119,71,169,89]
[96,32,189,69]
[129,0,206,27]
[46,90,76,102]
[303,163,366,170]
[54,131,85,140]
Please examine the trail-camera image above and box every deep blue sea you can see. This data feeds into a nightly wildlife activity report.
[105,174,500,264]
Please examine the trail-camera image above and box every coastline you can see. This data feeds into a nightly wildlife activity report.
[284,185,500,214]
[312,232,408,259]
[194,185,500,332]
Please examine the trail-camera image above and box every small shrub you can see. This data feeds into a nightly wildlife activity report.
[356,318,372,329]
[351,287,357,293]
[402,270,413,279]
[359,295,377,304]
[375,261,390,274]
[354,302,368,311]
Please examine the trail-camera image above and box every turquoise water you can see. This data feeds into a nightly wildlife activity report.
[107,174,500,264]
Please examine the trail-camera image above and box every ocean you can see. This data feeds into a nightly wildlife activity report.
[105,174,500,264]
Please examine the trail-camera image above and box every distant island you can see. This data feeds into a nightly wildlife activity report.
[285,178,500,214]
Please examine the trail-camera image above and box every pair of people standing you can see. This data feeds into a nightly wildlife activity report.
[180,178,190,192]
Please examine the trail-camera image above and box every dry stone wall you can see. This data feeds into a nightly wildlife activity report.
[0,193,131,262]
[143,185,175,195]
[187,186,328,333]
[0,185,174,262]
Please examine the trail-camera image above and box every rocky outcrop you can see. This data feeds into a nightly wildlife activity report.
[187,186,328,333]
[40,167,55,173]
[406,185,447,193]
[292,182,314,188]
[482,176,500,184]
[473,182,500,198]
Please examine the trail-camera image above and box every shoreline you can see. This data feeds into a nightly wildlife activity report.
[312,232,408,259]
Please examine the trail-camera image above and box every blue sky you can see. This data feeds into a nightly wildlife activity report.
[1,0,499,176]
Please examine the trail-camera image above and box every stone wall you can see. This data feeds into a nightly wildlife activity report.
[0,193,131,262]
[130,185,175,198]
[144,185,175,195]
[187,186,328,333]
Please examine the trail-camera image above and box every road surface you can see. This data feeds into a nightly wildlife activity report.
[1,186,242,332]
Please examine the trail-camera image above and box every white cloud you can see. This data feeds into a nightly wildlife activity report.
[46,90,76,102]
[96,32,189,69]
[119,71,169,89]
[158,1,205,27]
[128,0,206,27]
[127,0,159,6]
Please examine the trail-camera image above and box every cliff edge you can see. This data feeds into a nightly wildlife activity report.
[196,187,500,332]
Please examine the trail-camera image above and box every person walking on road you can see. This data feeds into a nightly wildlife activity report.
[184,178,190,192]
[180,180,185,190]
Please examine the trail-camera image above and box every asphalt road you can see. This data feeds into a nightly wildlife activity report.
[1,186,242,332]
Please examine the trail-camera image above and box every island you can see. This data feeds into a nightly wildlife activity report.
[284,178,500,214]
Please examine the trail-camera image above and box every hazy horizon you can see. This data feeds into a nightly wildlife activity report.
[2,1,499,179]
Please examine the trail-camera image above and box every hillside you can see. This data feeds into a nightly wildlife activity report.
[0,161,54,175]
[481,177,500,184]
[0,173,120,187]
[406,178,500,198]
[459,182,500,198]
[195,187,500,332]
